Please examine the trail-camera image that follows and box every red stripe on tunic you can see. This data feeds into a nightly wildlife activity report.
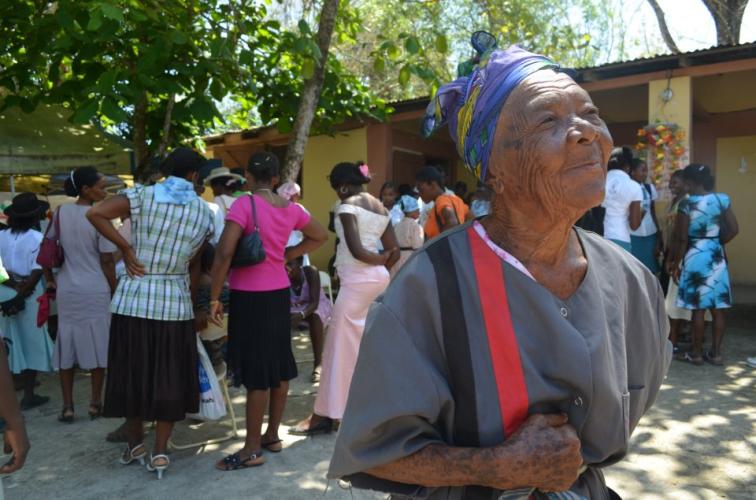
[468,226,529,438]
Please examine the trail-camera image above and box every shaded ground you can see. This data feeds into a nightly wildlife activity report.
[2,321,754,499]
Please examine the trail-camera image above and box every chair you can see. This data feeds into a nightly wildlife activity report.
[319,270,334,303]
[168,323,239,450]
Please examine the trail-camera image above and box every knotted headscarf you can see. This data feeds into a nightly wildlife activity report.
[423,43,559,181]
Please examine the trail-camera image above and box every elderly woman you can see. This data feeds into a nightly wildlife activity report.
[329,42,672,499]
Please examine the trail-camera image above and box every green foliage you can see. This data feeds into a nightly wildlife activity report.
[0,0,386,170]
[329,0,611,101]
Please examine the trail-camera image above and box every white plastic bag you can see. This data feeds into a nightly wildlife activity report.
[187,335,227,421]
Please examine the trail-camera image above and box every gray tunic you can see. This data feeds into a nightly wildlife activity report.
[328,223,672,499]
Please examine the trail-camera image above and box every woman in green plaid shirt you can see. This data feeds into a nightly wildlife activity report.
[87,148,214,479]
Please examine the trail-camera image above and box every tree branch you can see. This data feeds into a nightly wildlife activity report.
[155,94,176,159]
[281,0,340,182]
[646,0,680,54]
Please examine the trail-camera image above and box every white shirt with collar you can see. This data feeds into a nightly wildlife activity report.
[602,169,643,243]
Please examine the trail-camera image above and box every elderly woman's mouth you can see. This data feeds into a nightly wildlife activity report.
[566,161,604,172]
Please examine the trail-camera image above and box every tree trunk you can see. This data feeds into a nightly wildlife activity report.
[702,0,748,45]
[646,0,681,54]
[132,91,151,182]
[281,0,340,182]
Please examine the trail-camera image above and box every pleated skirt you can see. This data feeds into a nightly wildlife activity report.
[103,314,198,422]
[227,287,297,390]
[54,291,111,370]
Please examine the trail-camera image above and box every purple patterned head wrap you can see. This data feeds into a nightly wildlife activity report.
[422,45,559,181]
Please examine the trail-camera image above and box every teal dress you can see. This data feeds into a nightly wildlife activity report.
[676,193,732,310]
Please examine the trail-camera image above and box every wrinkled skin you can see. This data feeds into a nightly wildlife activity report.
[366,70,614,493]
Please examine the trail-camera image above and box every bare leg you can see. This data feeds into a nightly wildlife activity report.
[242,389,268,453]
[153,421,175,456]
[90,368,105,405]
[59,368,75,410]
[308,316,325,370]
[126,416,144,448]
[690,310,705,359]
[669,318,682,347]
[23,370,36,400]
[710,309,726,358]
[263,382,289,442]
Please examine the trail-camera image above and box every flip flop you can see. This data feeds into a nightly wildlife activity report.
[261,438,283,453]
[216,451,265,471]
[675,352,704,366]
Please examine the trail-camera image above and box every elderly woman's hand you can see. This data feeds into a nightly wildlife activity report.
[491,413,583,492]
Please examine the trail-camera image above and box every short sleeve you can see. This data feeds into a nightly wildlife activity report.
[97,223,118,253]
[225,195,251,232]
[29,231,43,271]
[717,193,731,211]
[328,301,450,496]
[210,204,226,246]
[122,186,145,219]
[629,181,643,203]
[292,203,311,231]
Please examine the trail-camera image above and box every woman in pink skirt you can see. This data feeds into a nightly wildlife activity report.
[291,162,399,435]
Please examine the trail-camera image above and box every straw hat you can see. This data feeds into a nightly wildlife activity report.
[203,167,245,186]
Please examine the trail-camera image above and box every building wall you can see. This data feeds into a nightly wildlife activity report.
[207,129,368,271]
[300,129,368,270]
[715,136,756,285]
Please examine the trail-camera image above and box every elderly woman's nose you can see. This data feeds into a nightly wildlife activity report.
[567,117,599,144]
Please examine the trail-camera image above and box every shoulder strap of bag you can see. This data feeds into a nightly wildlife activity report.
[44,207,61,240]
[249,194,259,230]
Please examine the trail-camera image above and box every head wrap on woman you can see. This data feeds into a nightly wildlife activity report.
[277,181,301,201]
[422,43,558,181]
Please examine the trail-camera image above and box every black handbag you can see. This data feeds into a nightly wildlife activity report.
[231,194,266,268]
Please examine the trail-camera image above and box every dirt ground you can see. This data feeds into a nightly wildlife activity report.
[1,316,754,500]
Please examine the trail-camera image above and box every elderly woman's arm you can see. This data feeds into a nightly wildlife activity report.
[366,414,583,492]
[87,195,145,277]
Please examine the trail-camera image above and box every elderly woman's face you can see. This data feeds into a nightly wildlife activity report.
[489,70,613,218]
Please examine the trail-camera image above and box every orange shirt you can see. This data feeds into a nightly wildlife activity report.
[424,194,470,239]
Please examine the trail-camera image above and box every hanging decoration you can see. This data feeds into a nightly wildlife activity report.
[635,122,687,190]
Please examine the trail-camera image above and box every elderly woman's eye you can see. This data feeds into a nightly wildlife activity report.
[539,115,556,125]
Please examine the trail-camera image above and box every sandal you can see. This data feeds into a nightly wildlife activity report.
[58,406,75,424]
[146,454,170,480]
[119,443,147,466]
[311,366,322,383]
[261,437,283,453]
[675,352,704,366]
[216,451,265,471]
[289,416,333,436]
[703,351,724,366]
[88,402,103,420]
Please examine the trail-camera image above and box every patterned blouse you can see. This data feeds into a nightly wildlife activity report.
[111,185,213,321]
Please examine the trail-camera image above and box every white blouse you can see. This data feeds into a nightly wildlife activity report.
[0,229,43,277]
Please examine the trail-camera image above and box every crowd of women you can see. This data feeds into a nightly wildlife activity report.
[595,147,739,366]
[0,143,477,478]
[0,130,740,483]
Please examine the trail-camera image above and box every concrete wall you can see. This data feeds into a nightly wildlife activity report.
[715,136,756,285]
[206,129,368,271]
